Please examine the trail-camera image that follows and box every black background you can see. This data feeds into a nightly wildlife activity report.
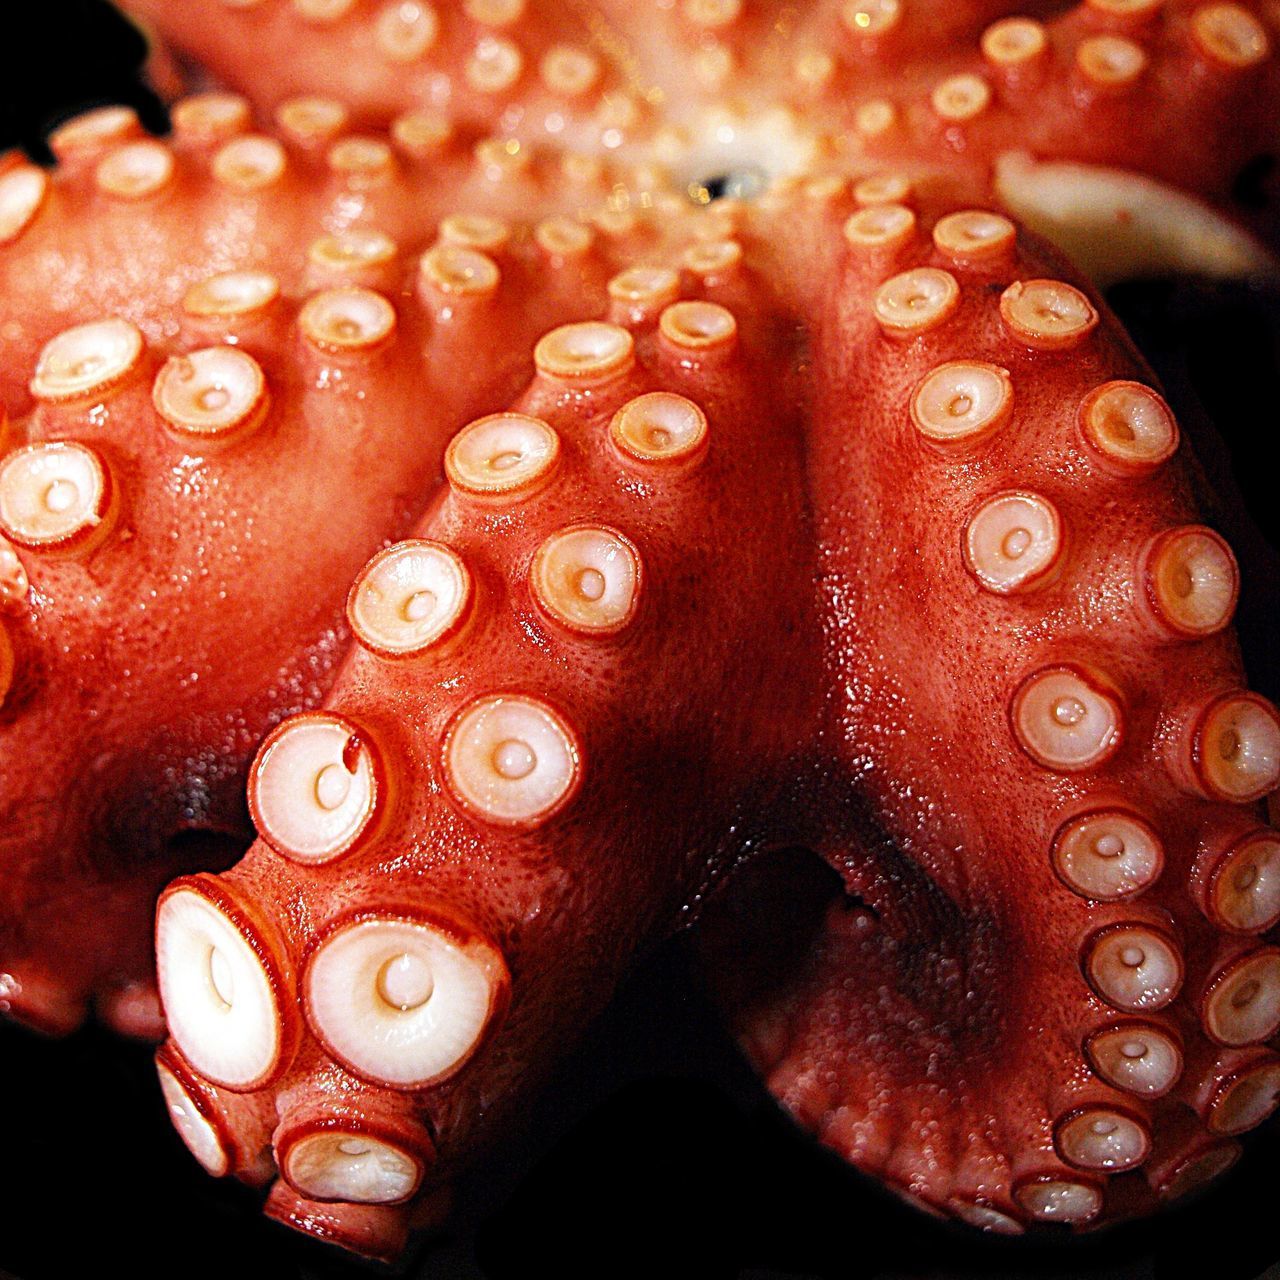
[2,5,1279,1279]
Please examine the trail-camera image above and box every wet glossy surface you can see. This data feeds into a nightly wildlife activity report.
[2,5,1280,1277]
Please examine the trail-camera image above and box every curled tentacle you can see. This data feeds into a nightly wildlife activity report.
[4,3,1278,1265]
[154,274,821,1257]
[700,189,1280,1233]
[0,100,648,1034]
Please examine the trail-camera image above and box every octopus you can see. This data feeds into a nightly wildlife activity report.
[2,0,1280,1263]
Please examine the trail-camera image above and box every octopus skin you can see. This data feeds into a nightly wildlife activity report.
[117,0,1280,257]
[0,0,1278,1266]
[143,173,1280,1254]
[0,101,660,1034]
[151,276,821,1260]
[702,198,1280,1231]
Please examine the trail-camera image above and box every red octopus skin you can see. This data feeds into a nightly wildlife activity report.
[0,0,1274,1264]
[702,192,1280,1232]
[0,101,649,1036]
[151,272,820,1261]
[116,0,1280,233]
[147,177,1280,1256]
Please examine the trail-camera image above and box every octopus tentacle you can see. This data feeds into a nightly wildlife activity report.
[0,101,646,1035]
[152,272,822,1257]
[2,2,1278,1265]
[117,0,634,150]
[702,189,1280,1232]
[146,182,1280,1253]
[0,286,430,1034]
[117,1,1280,226]
[0,91,636,379]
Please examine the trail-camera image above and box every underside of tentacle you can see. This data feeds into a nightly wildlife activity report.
[1,0,1279,1265]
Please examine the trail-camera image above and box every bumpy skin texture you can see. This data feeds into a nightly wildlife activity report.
[118,0,1280,228]
[111,0,1280,300]
[154,280,818,1260]
[706,197,1280,1233]
[2,0,1279,1264]
[150,180,1280,1254]
[0,100,643,1034]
